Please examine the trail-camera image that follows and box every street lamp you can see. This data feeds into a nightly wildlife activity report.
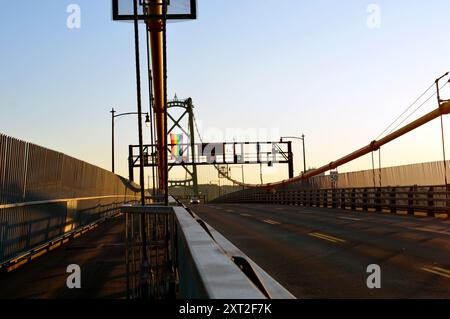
[280,134,307,175]
[110,107,150,173]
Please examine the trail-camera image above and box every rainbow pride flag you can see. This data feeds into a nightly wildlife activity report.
[170,133,184,160]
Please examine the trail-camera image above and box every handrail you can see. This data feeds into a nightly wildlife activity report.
[0,194,139,210]
[123,204,296,299]
[213,184,450,219]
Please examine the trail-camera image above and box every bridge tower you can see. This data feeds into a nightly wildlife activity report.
[167,96,199,198]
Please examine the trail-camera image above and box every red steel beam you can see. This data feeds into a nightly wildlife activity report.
[219,101,450,190]
[146,1,167,192]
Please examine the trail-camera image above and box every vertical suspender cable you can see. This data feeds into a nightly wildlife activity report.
[378,148,382,188]
[371,151,376,189]
[145,28,157,196]
[440,115,448,188]
[436,73,449,204]
[132,0,149,297]
[132,0,146,207]
[162,0,169,206]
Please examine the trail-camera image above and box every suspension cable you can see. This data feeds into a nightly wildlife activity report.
[375,82,435,140]
[385,82,448,136]
[192,80,450,190]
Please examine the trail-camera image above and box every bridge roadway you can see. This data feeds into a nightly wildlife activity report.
[0,216,126,299]
[0,204,448,299]
[190,203,450,299]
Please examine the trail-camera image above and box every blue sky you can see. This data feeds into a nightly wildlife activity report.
[1,1,450,184]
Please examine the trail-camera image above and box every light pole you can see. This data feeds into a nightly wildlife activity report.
[110,107,150,174]
[280,134,306,175]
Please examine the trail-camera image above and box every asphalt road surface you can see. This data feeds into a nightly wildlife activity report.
[190,203,450,299]
[0,216,126,299]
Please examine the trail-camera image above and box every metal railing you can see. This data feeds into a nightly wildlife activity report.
[213,185,450,217]
[122,203,296,299]
[124,205,176,299]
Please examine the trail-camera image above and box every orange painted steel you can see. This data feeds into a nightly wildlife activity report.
[146,1,167,191]
[219,101,450,190]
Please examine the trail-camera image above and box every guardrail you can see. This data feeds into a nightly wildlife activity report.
[212,185,450,218]
[122,203,295,299]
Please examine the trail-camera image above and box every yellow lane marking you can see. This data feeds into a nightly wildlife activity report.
[263,219,281,225]
[309,232,346,243]
[414,212,428,217]
[338,216,361,221]
[433,266,450,275]
[421,266,450,279]
[309,232,339,243]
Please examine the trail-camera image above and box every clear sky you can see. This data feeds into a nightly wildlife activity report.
[1,1,450,185]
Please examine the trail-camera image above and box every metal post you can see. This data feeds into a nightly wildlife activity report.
[111,108,116,173]
[287,141,294,178]
[241,165,245,190]
[187,98,199,197]
[128,145,134,182]
[302,134,306,174]
[259,163,263,184]
[147,0,167,197]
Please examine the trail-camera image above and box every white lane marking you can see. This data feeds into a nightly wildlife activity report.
[240,213,252,217]
[338,216,362,222]
[408,227,450,236]
[226,209,235,213]
[263,219,281,225]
